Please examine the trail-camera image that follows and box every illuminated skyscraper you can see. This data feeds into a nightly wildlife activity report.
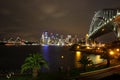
[44,31,48,44]
[41,31,49,45]
[41,32,44,44]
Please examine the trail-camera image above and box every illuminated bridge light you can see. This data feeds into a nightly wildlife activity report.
[107,20,109,23]
[113,16,116,18]
[102,29,104,31]
[109,18,112,21]
[117,12,120,15]
[104,22,106,25]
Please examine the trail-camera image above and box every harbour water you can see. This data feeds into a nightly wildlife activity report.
[0,45,104,73]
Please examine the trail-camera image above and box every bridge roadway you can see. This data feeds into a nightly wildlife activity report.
[76,65,120,80]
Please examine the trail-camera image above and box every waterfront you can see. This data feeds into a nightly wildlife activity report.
[0,45,103,73]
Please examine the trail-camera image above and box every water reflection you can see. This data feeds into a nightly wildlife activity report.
[75,51,81,68]
[41,45,49,61]
[41,47,104,71]
[0,46,106,72]
[89,55,104,64]
[75,51,104,68]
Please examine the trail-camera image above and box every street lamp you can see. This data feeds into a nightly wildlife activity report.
[116,48,120,52]
[77,45,80,49]
[86,46,90,49]
[61,55,64,59]
[109,50,114,55]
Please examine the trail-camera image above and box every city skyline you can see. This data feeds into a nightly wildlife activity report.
[0,0,120,40]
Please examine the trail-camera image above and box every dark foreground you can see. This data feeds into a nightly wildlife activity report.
[78,74,120,80]
[99,74,120,80]
[0,72,72,80]
[1,73,120,80]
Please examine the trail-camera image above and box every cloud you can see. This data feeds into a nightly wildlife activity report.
[40,4,58,15]
[52,11,67,18]
[0,9,12,15]
[39,3,68,20]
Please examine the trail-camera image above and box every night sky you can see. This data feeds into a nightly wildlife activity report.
[0,0,120,41]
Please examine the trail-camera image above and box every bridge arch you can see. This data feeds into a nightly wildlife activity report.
[88,9,120,41]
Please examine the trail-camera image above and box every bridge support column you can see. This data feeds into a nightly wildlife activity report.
[117,26,120,40]
[113,22,120,40]
[89,39,96,47]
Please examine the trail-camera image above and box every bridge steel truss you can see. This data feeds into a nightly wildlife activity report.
[88,9,120,40]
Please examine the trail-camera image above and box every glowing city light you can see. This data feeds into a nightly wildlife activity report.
[109,18,112,21]
[77,45,80,49]
[76,51,81,54]
[86,46,90,49]
[61,56,64,59]
[109,51,114,55]
[116,48,120,52]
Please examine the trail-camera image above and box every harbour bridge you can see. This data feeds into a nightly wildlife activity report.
[70,9,120,56]
[76,9,120,80]
[88,9,120,41]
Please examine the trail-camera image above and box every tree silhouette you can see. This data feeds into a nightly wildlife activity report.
[21,53,49,80]
[79,54,93,71]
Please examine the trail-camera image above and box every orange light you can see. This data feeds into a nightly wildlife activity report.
[77,46,80,49]
[86,46,90,49]
[76,51,80,54]
[116,48,119,52]
[86,34,88,37]
[109,51,114,55]
[75,51,81,68]
[97,47,100,50]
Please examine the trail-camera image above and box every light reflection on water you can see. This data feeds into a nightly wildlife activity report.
[74,51,104,68]
[89,55,104,64]
[25,46,104,72]
[41,46,75,72]
[41,46,104,71]
[41,45,49,62]
[75,51,81,68]
[0,46,104,72]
